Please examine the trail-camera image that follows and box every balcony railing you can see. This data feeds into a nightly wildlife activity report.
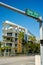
[2,28,19,33]
[2,34,15,38]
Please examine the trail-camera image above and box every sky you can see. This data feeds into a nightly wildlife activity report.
[0,0,43,41]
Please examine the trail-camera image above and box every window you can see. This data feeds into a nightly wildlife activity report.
[7,33,12,36]
[7,38,10,40]
[15,44,17,46]
[6,43,12,46]
[6,43,9,46]
[24,34,27,41]
[6,49,8,52]
[15,38,17,42]
[15,50,17,53]
[15,33,17,37]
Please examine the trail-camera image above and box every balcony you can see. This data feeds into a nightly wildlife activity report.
[3,39,14,43]
[2,28,19,33]
[2,34,15,38]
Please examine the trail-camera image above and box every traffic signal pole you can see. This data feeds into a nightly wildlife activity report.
[0,2,43,65]
[40,22,43,65]
[0,2,42,22]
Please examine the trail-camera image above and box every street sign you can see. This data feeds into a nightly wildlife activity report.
[25,9,40,18]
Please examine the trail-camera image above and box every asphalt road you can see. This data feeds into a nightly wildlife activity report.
[0,56,35,65]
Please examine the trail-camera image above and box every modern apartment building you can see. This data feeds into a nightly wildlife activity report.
[2,21,32,56]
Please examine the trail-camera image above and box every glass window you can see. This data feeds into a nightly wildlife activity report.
[7,33,12,36]
[6,49,8,52]
[7,38,10,40]
[15,33,17,37]
[15,38,17,42]
[15,50,17,53]
[6,43,12,46]
[15,44,17,46]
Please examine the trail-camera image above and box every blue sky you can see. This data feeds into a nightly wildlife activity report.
[0,0,43,41]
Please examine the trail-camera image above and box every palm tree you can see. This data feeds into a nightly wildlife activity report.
[0,42,1,56]
[18,32,24,53]
[0,41,1,52]
[27,36,40,54]
[0,41,1,47]
[22,39,27,54]
[28,36,36,43]
[0,42,5,56]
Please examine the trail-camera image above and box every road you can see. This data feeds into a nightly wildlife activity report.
[0,56,35,65]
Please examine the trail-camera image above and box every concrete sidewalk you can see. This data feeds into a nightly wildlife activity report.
[0,56,35,65]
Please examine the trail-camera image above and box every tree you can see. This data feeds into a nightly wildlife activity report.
[0,41,1,47]
[18,32,27,54]
[28,36,36,43]
[0,41,1,53]
[22,39,27,54]
[18,32,24,40]
[26,36,40,54]
[18,32,24,53]
[35,43,40,53]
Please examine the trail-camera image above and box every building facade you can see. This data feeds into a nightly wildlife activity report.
[2,20,32,56]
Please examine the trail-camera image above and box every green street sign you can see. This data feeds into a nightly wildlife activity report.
[25,9,40,18]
